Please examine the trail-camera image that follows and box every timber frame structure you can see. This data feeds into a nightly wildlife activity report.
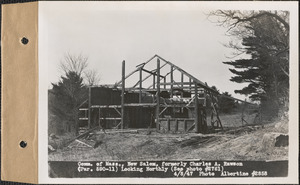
[79,55,226,133]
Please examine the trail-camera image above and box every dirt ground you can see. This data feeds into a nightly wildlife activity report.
[49,117,288,162]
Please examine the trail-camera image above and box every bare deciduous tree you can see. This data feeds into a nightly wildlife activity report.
[60,53,100,86]
[208,10,289,59]
[60,53,89,77]
[84,69,101,86]
[209,10,289,34]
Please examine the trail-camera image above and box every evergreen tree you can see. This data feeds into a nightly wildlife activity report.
[210,10,289,117]
[49,71,87,135]
[219,92,236,113]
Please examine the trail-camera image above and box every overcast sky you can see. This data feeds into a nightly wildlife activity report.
[39,1,253,100]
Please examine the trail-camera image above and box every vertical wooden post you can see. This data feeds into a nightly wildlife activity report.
[167,118,170,132]
[194,83,199,133]
[98,108,101,127]
[88,86,91,129]
[203,90,206,107]
[164,77,166,90]
[203,109,207,133]
[199,109,203,132]
[153,75,155,89]
[121,60,125,129]
[156,59,160,131]
[211,110,214,128]
[189,78,192,92]
[139,67,142,103]
[170,65,173,97]
[181,73,184,88]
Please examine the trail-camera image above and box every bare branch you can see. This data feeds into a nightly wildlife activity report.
[84,69,101,86]
[60,53,88,76]
[208,10,289,36]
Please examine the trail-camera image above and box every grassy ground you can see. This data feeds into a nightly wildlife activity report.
[218,112,257,127]
[49,115,288,162]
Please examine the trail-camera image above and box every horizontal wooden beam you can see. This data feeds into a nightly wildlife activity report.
[101,130,138,134]
[159,118,195,121]
[161,104,196,108]
[92,103,158,108]
[99,118,121,120]
[91,105,121,108]
[146,88,203,92]
[79,108,88,111]
[125,103,156,107]
[121,88,206,96]
[160,82,196,86]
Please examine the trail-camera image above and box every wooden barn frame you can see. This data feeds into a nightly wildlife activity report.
[79,55,226,134]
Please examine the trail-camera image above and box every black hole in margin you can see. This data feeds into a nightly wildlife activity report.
[21,37,29,45]
[20,141,27,148]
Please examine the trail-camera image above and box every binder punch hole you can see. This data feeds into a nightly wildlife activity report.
[19,141,27,148]
[21,37,29,45]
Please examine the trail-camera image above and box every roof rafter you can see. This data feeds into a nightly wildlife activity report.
[116,54,219,94]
